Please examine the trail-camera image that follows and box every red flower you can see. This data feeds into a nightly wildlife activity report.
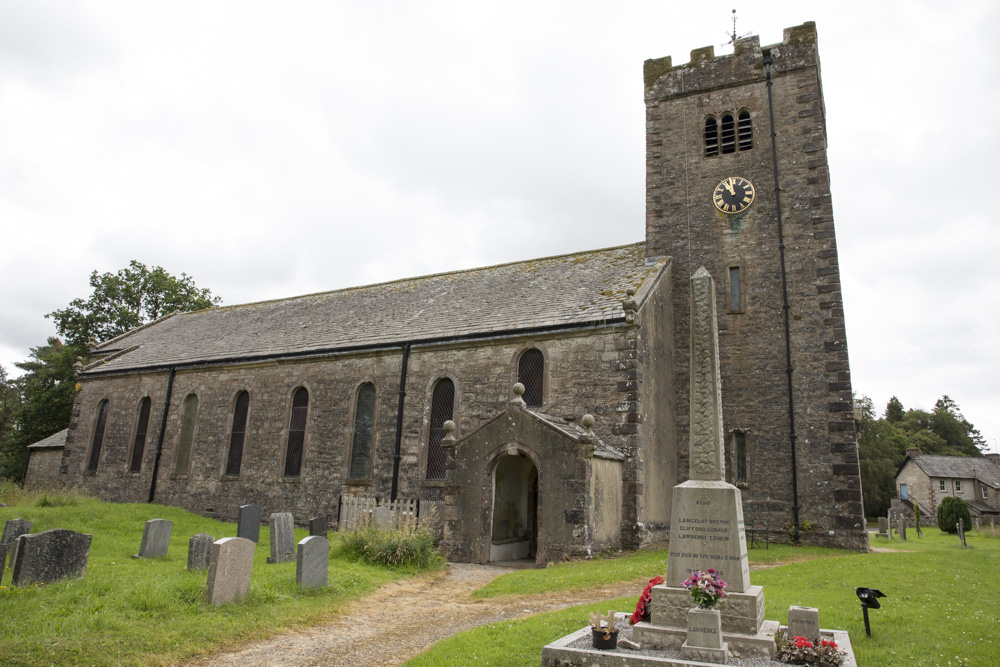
[793,636,814,649]
[821,639,838,648]
[630,576,664,625]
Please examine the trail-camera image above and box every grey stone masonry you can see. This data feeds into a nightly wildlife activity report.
[134,518,172,558]
[687,267,725,482]
[187,533,214,570]
[296,535,329,589]
[11,529,92,587]
[787,606,821,641]
[266,512,295,564]
[237,504,261,543]
[206,537,255,605]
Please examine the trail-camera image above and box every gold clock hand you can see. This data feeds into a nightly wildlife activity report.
[725,178,736,196]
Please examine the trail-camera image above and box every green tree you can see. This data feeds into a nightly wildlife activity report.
[0,365,24,473]
[0,339,82,479]
[884,396,904,423]
[937,496,972,534]
[856,395,910,518]
[48,260,221,347]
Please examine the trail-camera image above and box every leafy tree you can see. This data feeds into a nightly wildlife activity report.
[937,496,972,534]
[884,396,904,423]
[48,260,221,347]
[0,339,82,479]
[0,365,24,473]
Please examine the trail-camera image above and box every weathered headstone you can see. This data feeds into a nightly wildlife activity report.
[957,518,967,547]
[308,516,328,538]
[205,537,255,605]
[187,533,214,571]
[237,504,261,543]
[681,608,727,664]
[296,535,329,589]
[266,512,295,564]
[11,529,92,587]
[896,517,906,541]
[877,517,888,537]
[0,544,7,583]
[2,518,32,559]
[134,518,173,558]
[787,606,821,640]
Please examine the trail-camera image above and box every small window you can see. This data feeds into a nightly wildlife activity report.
[349,383,376,480]
[955,480,963,493]
[129,397,152,473]
[939,480,946,492]
[175,394,199,475]
[704,117,719,156]
[729,267,742,311]
[734,431,747,484]
[283,387,309,478]
[984,486,990,499]
[86,400,110,472]
[518,349,544,408]
[426,378,454,480]
[720,113,736,154]
[737,110,752,151]
[225,391,250,476]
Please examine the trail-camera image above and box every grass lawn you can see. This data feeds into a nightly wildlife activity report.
[0,488,434,667]
[409,531,1000,666]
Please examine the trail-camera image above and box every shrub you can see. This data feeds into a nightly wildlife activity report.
[341,519,442,568]
[937,496,972,534]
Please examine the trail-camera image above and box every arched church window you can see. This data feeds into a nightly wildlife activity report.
[283,387,309,478]
[225,391,250,476]
[349,383,376,480]
[129,397,152,473]
[737,110,752,151]
[704,117,719,156]
[425,378,454,480]
[517,349,544,408]
[86,399,110,472]
[175,393,198,475]
[720,113,736,154]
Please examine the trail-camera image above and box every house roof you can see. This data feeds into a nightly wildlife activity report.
[905,454,1000,489]
[82,243,667,376]
[27,428,68,450]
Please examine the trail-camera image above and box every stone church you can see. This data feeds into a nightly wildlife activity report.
[27,22,870,562]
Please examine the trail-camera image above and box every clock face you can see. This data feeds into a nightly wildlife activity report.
[713,176,756,214]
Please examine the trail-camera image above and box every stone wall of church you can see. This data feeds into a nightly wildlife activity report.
[643,23,867,549]
[56,323,647,551]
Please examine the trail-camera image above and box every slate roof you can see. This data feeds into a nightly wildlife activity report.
[908,454,1000,489]
[27,428,68,450]
[83,243,665,375]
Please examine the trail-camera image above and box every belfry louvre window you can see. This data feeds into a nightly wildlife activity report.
[734,431,748,484]
[349,383,376,480]
[175,394,198,475]
[86,400,110,472]
[720,113,736,154]
[225,391,250,476]
[425,378,454,481]
[129,397,152,473]
[283,388,309,478]
[704,117,719,156]
[518,349,544,408]
[738,110,752,151]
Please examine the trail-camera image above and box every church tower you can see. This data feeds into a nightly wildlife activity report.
[644,22,868,549]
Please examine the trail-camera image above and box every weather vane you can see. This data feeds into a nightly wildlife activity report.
[724,9,752,49]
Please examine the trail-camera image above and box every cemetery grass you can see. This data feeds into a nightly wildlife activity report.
[0,491,439,667]
[411,530,999,666]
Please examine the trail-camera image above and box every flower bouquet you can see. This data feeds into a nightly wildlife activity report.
[681,569,727,609]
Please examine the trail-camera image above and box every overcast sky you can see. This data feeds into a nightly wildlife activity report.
[1,1,997,452]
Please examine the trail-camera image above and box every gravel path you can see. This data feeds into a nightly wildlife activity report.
[187,563,649,667]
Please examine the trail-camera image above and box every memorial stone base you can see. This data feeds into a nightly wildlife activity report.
[646,584,766,636]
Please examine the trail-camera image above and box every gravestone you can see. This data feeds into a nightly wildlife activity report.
[237,504,261,543]
[957,518,967,547]
[134,518,173,558]
[296,535,329,589]
[266,512,295,564]
[187,533,214,570]
[0,544,6,583]
[787,606,821,640]
[897,517,906,541]
[877,517,888,537]
[11,529,92,587]
[205,537,255,605]
[308,516,328,538]
[634,269,777,658]
[2,518,32,563]
[681,608,727,664]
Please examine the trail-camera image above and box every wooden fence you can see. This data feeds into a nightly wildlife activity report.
[338,496,420,531]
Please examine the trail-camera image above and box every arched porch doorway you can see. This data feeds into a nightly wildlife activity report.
[489,452,538,562]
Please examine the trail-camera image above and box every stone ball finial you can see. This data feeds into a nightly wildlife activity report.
[626,288,636,297]
[582,414,595,429]
[513,382,525,397]
[443,420,456,434]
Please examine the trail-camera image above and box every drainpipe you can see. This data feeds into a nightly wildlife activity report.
[390,343,411,502]
[147,368,176,503]
[763,49,801,543]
